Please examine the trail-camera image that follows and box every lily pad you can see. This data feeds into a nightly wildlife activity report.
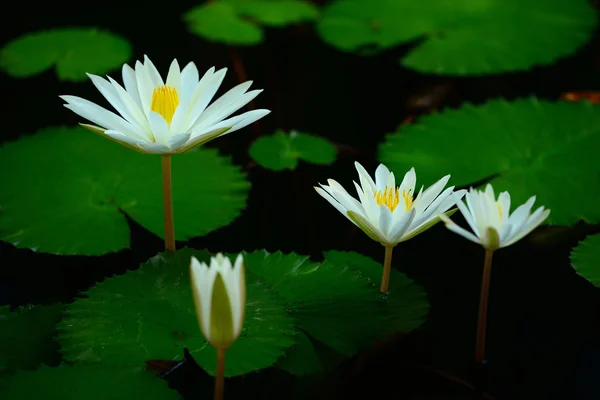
[0,364,178,400]
[0,304,63,373]
[378,98,600,225]
[0,126,250,255]
[183,0,319,45]
[57,248,296,377]
[324,251,429,334]
[571,233,600,288]
[0,28,131,81]
[249,130,337,171]
[317,0,596,75]
[276,331,322,376]
[243,250,384,356]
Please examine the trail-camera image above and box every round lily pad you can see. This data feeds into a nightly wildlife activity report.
[0,126,250,255]
[324,250,429,334]
[0,28,131,81]
[378,98,600,225]
[183,0,319,45]
[242,250,384,356]
[0,304,63,372]
[249,130,337,171]
[57,248,296,377]
[0,364,178,400]
[316,0,596,75]
[571,233,600,288]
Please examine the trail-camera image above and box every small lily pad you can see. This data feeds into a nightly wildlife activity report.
[317,0,596,75]
[249,130,337,171]
[0,126,250,255]
[571,233,600,288]
[0,304,63,372]
[57,248,296,377]
[0,28,131,81]
[378,98,600,225]
[0,364,178,400]
[183,0,319,45]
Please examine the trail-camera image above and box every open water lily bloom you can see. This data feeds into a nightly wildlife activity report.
[60,55,270,154]
[439,184,550,250]
[315,162,467,246]
[190,253,246,350]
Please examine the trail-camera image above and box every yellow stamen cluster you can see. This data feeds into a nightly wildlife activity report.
[374,187,413,212]
[151,85,179,125]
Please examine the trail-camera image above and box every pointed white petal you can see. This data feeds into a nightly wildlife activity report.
[167,133,191,149]
[388,208,417,243]
[374,164,391,191]
[193,86,263,132]
[122,63,143,109]
[180,62,200,100]
[165,59,182,95]
[148,111,170,144]
[354,162,377,193]
[143,55,164,87]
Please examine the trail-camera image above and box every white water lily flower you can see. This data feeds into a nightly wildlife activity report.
[190,253,246,349]
[315,162,467,246]
[60,55,270,154]
[439,184,550,250]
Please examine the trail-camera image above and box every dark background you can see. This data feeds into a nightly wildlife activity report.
[1,1,600,398]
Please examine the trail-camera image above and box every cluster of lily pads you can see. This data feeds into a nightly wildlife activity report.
[1,0,599,399]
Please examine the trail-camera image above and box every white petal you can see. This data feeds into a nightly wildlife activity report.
[122,63,143,109]
[167,133,191,149]
[168,96,192,135]
[60,95,146,141]
[503,207,550,247]
[379,205,393,236]
[354,162,377,193]
[186,67,227,128]
[106,76,152,138]
[374,164,391,191]
[315,187,356,226]
[189,109,269,139]
[87,74,138,127]
[148,111,170,144]
[136,142,171,154]
[413,175,450,214]
[143,55,164,87]
[180,62,200,100]
[398,167,416,194]
[445,220,482,245]
[497,191,511,223]
[135,60,156,118]
[165,59,182,95]
[193,85,263,132]
[388,208,417,243]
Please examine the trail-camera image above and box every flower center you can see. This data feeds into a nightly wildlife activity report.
[374,187,413,212]
[151,85,179,125]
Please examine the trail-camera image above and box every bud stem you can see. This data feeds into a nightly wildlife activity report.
[214,348,227,400]
[161,155,176,251]
[475,248,494,364]
[380,245,394,294]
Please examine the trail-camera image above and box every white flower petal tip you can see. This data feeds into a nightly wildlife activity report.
[60,56,267,154]
[315,162,463,246]
[441,183,551,250]
[190,254,246,350]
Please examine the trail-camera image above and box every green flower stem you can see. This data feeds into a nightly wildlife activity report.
[475,249,494,364]
[214,348,226,400]
[380,245,394,294]
[161,155,176,251]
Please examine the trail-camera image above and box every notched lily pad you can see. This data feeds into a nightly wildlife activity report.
[183,0,319,45]
[317,0,596,74]
[249,130,337,171]
[0,28,131,81]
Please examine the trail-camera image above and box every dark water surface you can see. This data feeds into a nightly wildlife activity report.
[1,1,600,399]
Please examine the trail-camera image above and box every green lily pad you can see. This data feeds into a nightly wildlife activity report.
[0,304,63,373]
[317,0,596,75]
[243,250,384,356]
[276,331,322,376]
[0,126,250,255]
[378,98,600,225]
[0,364,178,400]
[57,248,296,377]
[183,0,319,45]
[324,251,429,334]
[0,28,131,81]
[571,233,600,288]
[249,130,337,171]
